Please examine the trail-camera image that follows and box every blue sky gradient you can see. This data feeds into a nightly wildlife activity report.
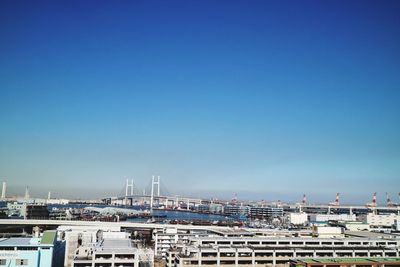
[0,0,399,203]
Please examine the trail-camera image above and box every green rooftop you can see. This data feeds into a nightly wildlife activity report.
[40,231,56,245]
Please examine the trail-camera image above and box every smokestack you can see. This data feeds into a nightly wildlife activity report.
[1,182,6,199]
[25,186,30,200]
[48,191,51,200]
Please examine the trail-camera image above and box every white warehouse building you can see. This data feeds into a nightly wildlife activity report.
[288,212,308,225]
[309,213,356,223]
[367,213,400,227]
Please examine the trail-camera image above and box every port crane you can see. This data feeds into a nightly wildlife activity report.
[366,192,377,207]
[301,194,307,205]
[386,192,394,207]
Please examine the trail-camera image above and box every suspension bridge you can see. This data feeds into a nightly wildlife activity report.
[102,176,206,210]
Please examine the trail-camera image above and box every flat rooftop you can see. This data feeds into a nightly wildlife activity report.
[292,257,400,265]
[345,231,400,239]
[0,237,41,247]
[0,231,56,247]
[95,238,135,254]
[41,231,56,245]
[192,236,399,241]
[211,228,254,236]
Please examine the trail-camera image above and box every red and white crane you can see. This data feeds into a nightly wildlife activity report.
[386,192,394,207]
[366,192,377,207]
[329,193,340,206]
[302,194,307,205]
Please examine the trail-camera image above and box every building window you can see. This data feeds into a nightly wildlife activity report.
[0,260,6,265]
[16,259,28,266]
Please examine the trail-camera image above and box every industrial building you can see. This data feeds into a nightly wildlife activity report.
[209,204,224,214]
[153,227,256,257]
[6,202,49,219]
[169,235,400,267]
[7,202,27,217]
[224,205,250,216]
[328,221,370,232]
[71,235,153,267]
[290,257,400,267]
[311,226,344,238]
[309,214,356,224]
[154,228,212,257]
[0,230,64,267]
[287,213,308,225]
[366,213,400,228]
[248,207,283,219]
[26,204,50,219]
[57,225,124,267]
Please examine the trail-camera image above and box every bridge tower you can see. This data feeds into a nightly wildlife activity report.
[125,179,134,206]
[150,175,160,210]
[125,178,134,196]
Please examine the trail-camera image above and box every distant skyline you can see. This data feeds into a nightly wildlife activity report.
[1,0,399,203]
[2,181,399,206]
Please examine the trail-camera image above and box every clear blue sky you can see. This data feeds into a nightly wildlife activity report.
[0,0,399,203]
